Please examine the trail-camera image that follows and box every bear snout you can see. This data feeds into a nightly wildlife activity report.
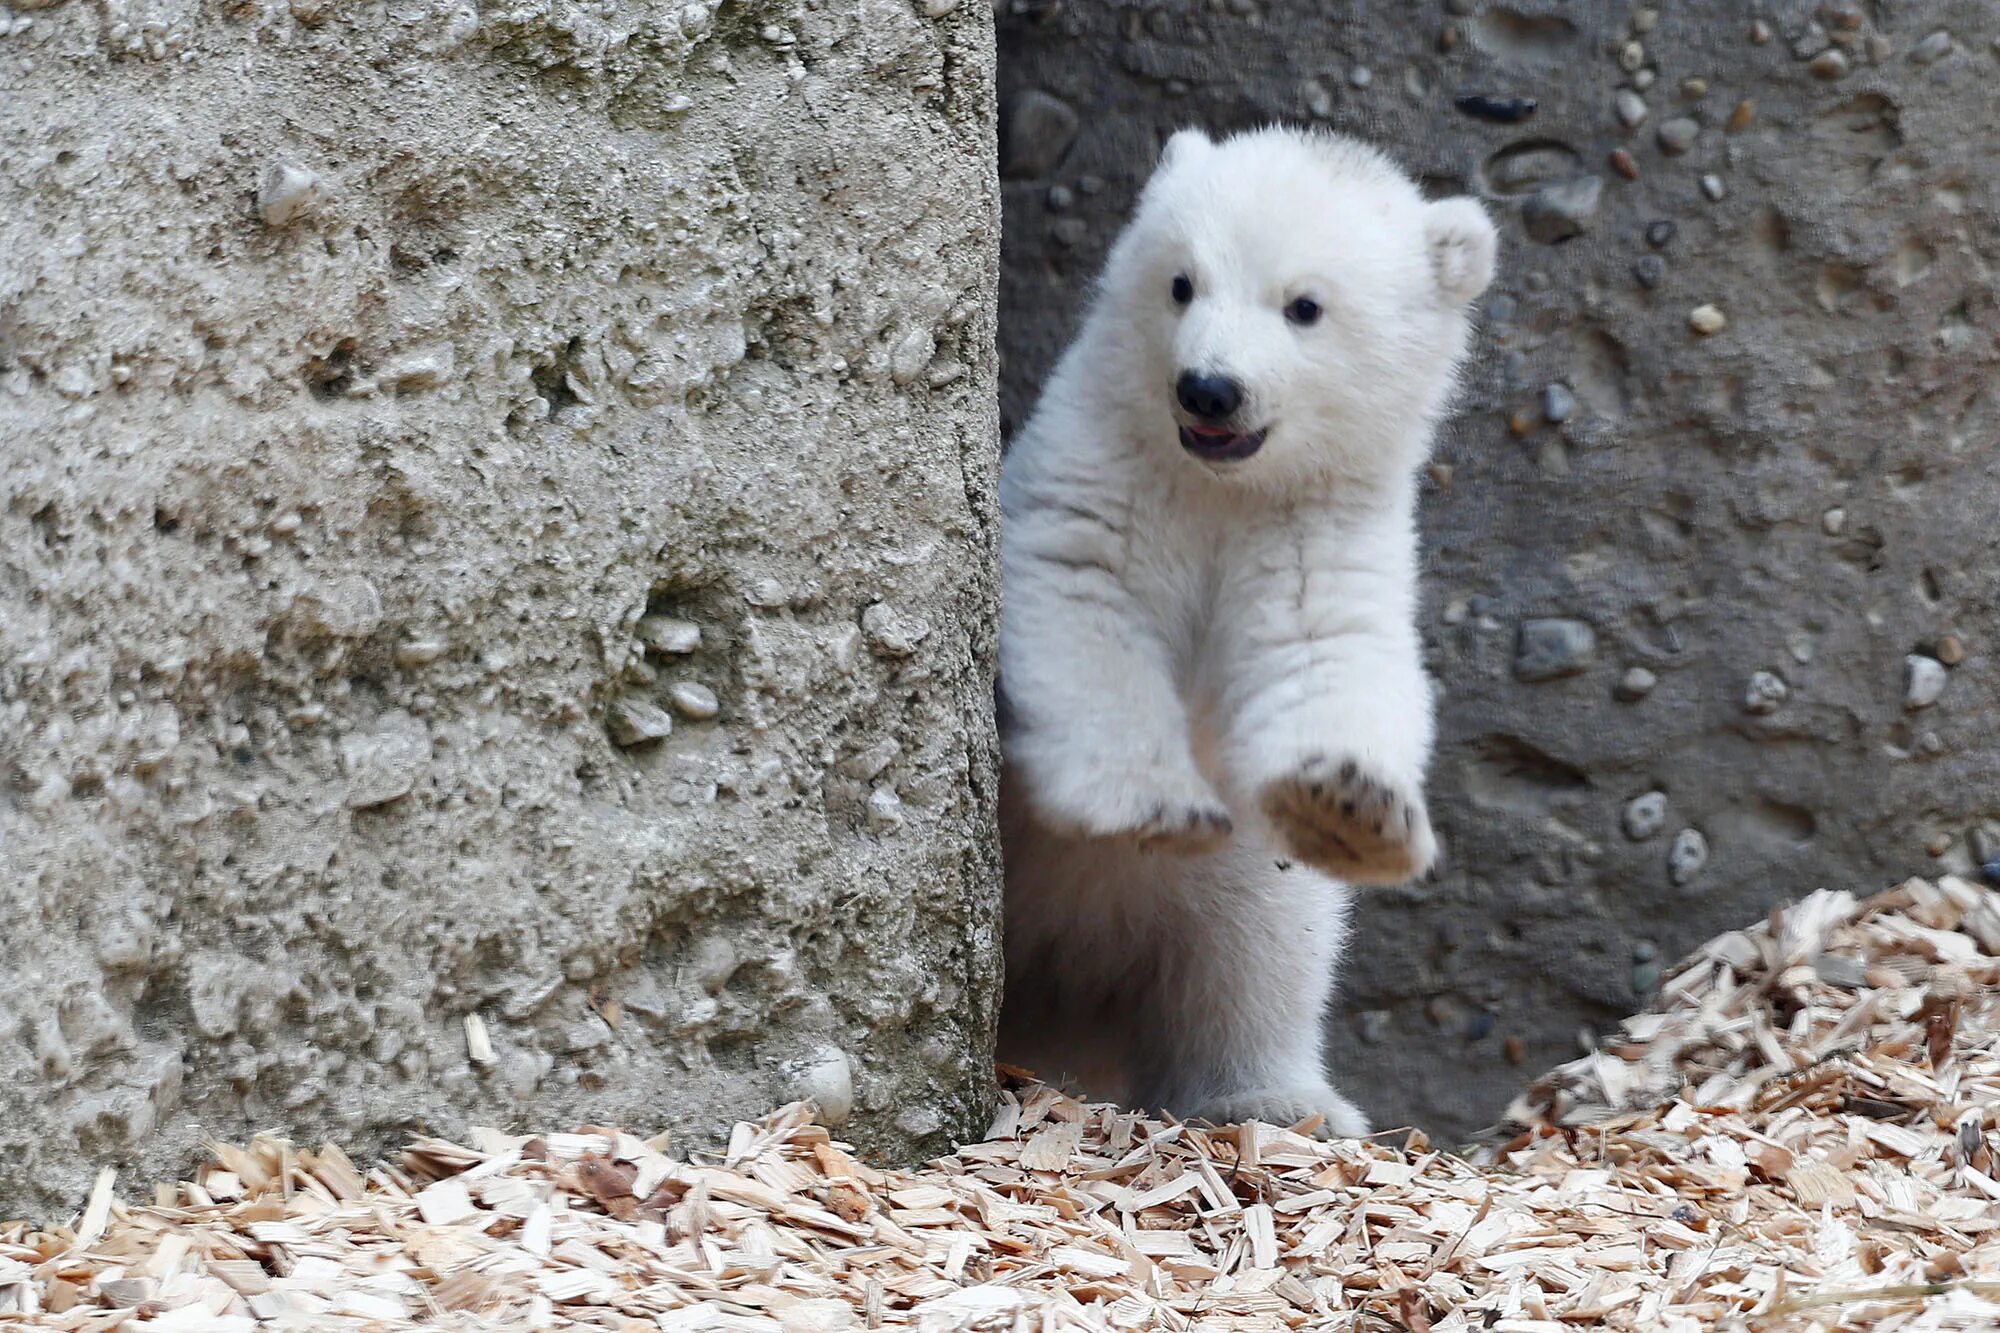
[1174,370,1244,423]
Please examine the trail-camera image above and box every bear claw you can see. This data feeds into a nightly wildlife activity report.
[1188,1084,1371,1140]
[1027,758,1237,854]
[1133,800,1235,854]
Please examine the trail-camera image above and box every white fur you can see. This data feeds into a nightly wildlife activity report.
[997,126,1495,1136]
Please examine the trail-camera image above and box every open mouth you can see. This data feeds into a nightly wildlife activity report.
[1178,423,1269,462]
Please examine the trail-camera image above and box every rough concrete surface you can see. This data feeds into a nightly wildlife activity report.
[0,0,1001,1216]
[998,0,2000,1141]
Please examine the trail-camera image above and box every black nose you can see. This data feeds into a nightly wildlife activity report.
[1176,371,1243,422]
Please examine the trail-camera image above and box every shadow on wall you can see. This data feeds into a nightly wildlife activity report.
[996,0,2000,1142]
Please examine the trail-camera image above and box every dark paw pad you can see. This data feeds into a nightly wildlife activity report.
[1260,755,1435,886]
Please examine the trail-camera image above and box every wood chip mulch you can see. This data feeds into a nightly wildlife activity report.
[4,875,1999,1331]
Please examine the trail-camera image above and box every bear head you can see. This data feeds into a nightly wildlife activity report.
[1093,125,1497,489]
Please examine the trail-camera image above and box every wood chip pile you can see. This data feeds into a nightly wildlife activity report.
[4,877,1999,1332]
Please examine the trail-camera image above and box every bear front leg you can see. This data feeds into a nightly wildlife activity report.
[999,505,1232,853]
[1213,509,1438,885]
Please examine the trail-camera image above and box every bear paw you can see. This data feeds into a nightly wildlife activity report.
[1259,754,1436,885]
[1190,1083,1371,1140]
[1131,791,1236,854]
[1033,763,1235,854]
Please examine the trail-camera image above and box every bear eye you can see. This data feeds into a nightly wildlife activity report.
[1284,296,1322,327]
[1171,274,1194,306]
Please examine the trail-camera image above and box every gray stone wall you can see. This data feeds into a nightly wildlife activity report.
[998,0,2000,1140]
[1,0,1001,1215]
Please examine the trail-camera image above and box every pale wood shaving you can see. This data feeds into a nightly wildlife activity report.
[3,877,1998,1330]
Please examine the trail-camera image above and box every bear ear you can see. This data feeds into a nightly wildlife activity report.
[1424,197,1498,304]
[1159,127,1214,171]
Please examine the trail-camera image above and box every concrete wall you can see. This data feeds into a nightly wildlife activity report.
[1,0,1001,1215]
[998,0,2000,1140]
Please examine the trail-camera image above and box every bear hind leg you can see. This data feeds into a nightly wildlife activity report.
[1126,862,1370,1139]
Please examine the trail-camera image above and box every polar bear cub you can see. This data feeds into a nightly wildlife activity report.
[997,126,1496,1136]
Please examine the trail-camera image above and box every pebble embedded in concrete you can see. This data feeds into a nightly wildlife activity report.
[1634,255,1666,289]
[838,740,901,782]
[607,697,674,747]
[861,603,929,658]
[1700,174,1726,201]
[291,576,383,641]
[1905,654,1947,710]
[1631,940,1662,994]
[1646,220,1677,249]
[890,328,936,386]
[1809,49,1851,79]
[1743,670,1788,714]
[395,636,449,668]
[745,579,788,609]
[1969,827,1997,865]
[1688,304,1727,335]
[1668,827,1709,886]
[669,682,719,720]
[1910,31,1953,66]
[1656,118,1698,155]
[1615,666,1659,701]
[1542,383,1575,424]
[1615,90,1648,128]
[258,161,320,227]
[1454,95,1538,125]
[788,1046,854,1127]
[1623,791,1668,841]
[636,616,701,655]
[689,937,738,997]
[1514,618,1597,682]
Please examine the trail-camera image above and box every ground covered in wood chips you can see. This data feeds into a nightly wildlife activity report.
[5,876,2000,1332]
